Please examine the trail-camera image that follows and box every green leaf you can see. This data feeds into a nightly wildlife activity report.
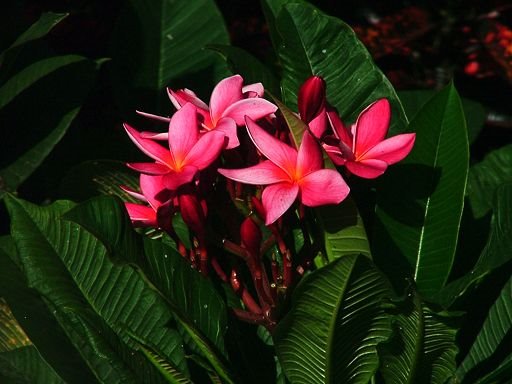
[59,160,139,202]
[379,294,459,384]
[209,44,280,96]
[4,195,190,379]
[0,347,65,384]
[467,144,512,218]
[270,95,308,148]
[276,3,408,135]
[274,254,392,384]
[436,184,512,307]
[398,90,486,144]
[0,299,30,352]
[111,0,229,112]
[314,197,370,263]
[374,83,469,297]
[456,275,512,383]
[0,55,84,110]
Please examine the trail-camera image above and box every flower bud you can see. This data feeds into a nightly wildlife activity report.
[240,217,262,257]
[178,193,206,239]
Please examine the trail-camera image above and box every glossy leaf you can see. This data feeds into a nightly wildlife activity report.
[275,2,408,136]
[374,83,469,297]
[4,195,190,379]
[436,184,512,307]
[274,254,392,384]
[314,197,370,264]
[379,294,459,384]
[456,275,512,383]
[271,95,308,149]
[467,144,512,218]
[0,347,65,384]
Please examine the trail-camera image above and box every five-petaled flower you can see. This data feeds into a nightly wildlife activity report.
[323,98,416,178]
[219,117,350,225]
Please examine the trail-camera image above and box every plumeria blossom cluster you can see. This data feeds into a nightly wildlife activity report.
[122,74,415,328]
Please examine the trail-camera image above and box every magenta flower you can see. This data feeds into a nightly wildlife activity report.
[324,98,416,179]
[124,103,226,190]
[298,75,327,138]
[140,75,277,149]
[219,117,350,225]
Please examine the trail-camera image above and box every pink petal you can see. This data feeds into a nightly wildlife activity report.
[323,144,347,166]
[136,110,171,123]
[308,110,327,139]
[298,76,325,123]
[127,162,170,175]
[140,131,168,140]
[296,131,323,178]
[327,108,352,146]
[353,99,391,157]
[124,124,173,166]
[242,82,264,97]
[168,103,199,166]
[222,98,278,126]
[245,117,297,177]
[162,165,198,190]
[218,160,290,185]
[120,185,147,202]
[346,159,388,179]
[209,75,244,124]
[262,182,299,225]
[124,203,157,227]
[359,133,416,165]
[183,130,226,170]
[213,117,239,149]
[168,88,211,126]
[140,174,172,210]
[299,169,349,206]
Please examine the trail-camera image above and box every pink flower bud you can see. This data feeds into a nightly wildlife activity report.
[178,193,206,239]
[240,217,262,257]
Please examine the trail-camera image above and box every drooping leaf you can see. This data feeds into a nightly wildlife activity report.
[455,275,512,383]
[275,2,408,135]
[110,0,229,113]
[398,90,486,144]
[274,254,393,384]
[0,299,30,352]
[374,83,469,297]
[436,183,512,307]
[4,195,190,379]
[467,144,512,218]
[270,95,308,148]
[379,294,459,384]
[208,44,280,96]
[314,197,370,264]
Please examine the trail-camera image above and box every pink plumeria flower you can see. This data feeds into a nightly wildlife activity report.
[298,75,328,138]
[139,75,277,149]
[219,117,350,225]
[323,99,416,179]
[121,174,173,227]
[124,103,226,190]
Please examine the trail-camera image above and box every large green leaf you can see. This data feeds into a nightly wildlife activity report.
[274,254,392,384]
[436,184,512,308]
[314,197,370,263]
[4,195,190,380]
[0,299,30,352]
[64,195,235,383]
[275,2,408,135]
[374,83,469,297]
[455,275,512,383]
[111,0,229,112]
[467,144,512,219]
[379,294,459,384]
[0,347,65,384]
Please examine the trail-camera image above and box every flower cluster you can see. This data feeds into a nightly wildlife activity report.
[122,74,415,326]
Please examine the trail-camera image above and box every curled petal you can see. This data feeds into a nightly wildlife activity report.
[210,75,244,124]
[140,131,168,140]
[353,99,391,157]
[168,88,211,126]
[136,110,170,123]
[213,117,239,149]
[120,185,147,202]
[222,98,277,126]
[298,76,326,123]
[262,182,299,225]
[296,131,323,178]
[360,133,416,165]
[183,130,226,170]
[162,165,198,190]
[323,144,347,166]
[245,117,297,177]
[308,109,327,138]
[168,103,199,166]
[218,160,289,185]
[127,162,170,175]
[124,124,173,166]
[299,169,350,207]
[140,174,172,210]
[242,82,264,97]
[327,107,352,146]
[125,203,157,227]
[346,159,388,179]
